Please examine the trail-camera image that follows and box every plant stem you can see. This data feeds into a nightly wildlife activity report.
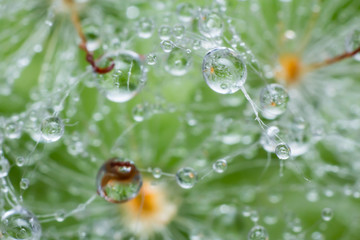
[64,0,114,74]
[308,46,360,70]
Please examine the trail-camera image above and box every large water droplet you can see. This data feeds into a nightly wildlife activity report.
[98,50,147,103]
[96,157,143,203]
[0,207,42,240]
[202,47,247,94]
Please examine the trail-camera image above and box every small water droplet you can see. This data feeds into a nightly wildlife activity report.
[321,208,333,221]
[165,48,192,76]
[152,167,162,179]
[248,225,269,240]
[158,25,172,40]
[212,159,227,173]
[176,3,194,22]
[20,178,30,190]
[176,167,198,189]
[161,40,174,53]
[137,17,154,39]
[40,116,64,142]
[260,83,289,120]
[275,143,291,160]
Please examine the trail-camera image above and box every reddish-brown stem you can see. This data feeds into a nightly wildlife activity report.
[308,46,360,70]
[65,0,114,74]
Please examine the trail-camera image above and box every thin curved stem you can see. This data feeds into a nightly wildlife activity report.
[65,0,114,74]
[307,45,360,70]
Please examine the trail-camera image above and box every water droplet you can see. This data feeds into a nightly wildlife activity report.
[311,231,324,240]
[290,218,302,233]
[45,20,53,27]
[165,48,192,76]
[126,6,139,19]
[242,206,251,217]
[275,143,291,160]
[0,207,42,240]
[16,157,26,167]
[98,50,147,103]
[158,25,172,40]
[161,40,174,53]
[55,210,66,222]
[20,178,30,190]
[176,167,198,189]
[202,47,247,94]
[146,53,157,65]
[137,17,154,39]
[212,159,227,173]
[260,84,289,119]
[250,210,259,222]
[264,215,278,225]
[307,190,319,202]
[284,30,296,40]
[132,104,150,122]
[248,225,269,240]
[96,158,143,203]
[193,40,201,50]
[346,29,360,61]
[83,23,101,51]
[33,44,43,53]
[321,208,333,221]
[0,157,10,178]
[267,126,280,137]
[40,116,64,142]
[5,121,22,139]
[152,167,162,179]
[176,3,194,22]
[198,10,224,38]
[173,24,185,39]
